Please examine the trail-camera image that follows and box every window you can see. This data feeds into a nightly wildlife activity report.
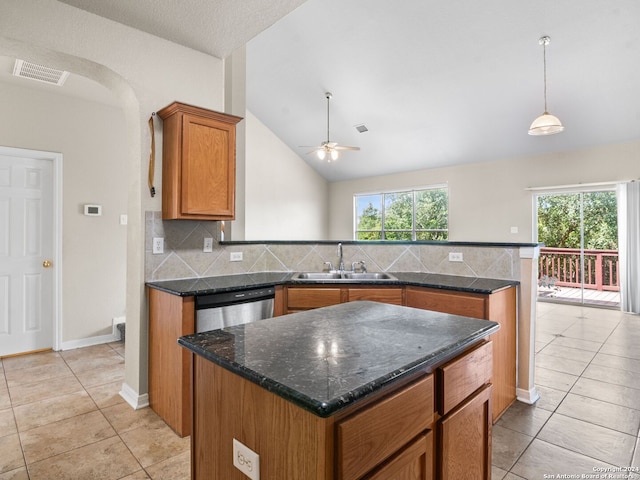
[354,186,448,240]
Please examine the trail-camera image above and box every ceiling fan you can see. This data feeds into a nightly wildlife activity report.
[302,92,360,162]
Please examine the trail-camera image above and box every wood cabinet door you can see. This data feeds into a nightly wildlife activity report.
[348,287,404,305]
[405,287,486,319]
[366,432,433,480]
[181,113,235,218]
[286,287,344,311]
[438,384,492,480]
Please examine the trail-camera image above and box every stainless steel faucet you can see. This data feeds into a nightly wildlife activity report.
[337,243,344,272]
[352,260,367,273]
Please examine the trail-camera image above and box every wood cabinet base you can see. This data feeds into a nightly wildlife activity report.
[190,341,493,480]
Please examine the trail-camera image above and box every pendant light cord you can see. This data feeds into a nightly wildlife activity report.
[543,41,548,113]
[326,93,331,144]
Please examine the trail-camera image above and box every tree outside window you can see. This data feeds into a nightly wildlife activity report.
[355,187,448,240]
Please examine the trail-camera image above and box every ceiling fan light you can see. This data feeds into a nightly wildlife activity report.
[528,112,564,136]
[330,149,339,161]
[317,149,326,160]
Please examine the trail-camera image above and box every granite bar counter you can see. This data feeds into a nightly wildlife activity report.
[148,271,516,438]
[180,301,499,479]
[147,271,517,296]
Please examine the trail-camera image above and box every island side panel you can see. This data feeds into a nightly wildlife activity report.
[486,286,517,421]
[148,288,194,437]
[192,356,335,480]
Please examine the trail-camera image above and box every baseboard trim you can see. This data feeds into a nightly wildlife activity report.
[120,382,149,410]
[516,387,540,405]
[60,332,120,351]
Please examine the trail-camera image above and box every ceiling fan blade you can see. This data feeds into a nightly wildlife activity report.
[304,149,322,155]
[334,145,360,151]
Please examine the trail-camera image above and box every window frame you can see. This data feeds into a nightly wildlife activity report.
[353,184,449,241]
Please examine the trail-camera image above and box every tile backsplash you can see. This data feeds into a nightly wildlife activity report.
[146,211,521,282]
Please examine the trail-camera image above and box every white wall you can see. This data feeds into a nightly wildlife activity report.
[329,141,640,241]
[0,81,128,342]
[245,111,329,240]
[0,0,225,403]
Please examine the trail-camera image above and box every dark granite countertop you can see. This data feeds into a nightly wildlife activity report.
[147,271,517,296]
[178,301,499,417]
[146,272,293,296]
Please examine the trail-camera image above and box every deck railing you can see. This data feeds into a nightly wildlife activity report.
[538,247,620,291]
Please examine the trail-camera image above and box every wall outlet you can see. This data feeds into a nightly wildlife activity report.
[233,438,259,480]
[510,226,519,234]
[112,316,126,337]
[449,252,463,262]
[152,237,164,254]
[119,214,128,225]
[203,237,213,252]
[230,251,243,262]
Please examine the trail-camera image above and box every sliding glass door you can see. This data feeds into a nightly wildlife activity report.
[536,190,619,308]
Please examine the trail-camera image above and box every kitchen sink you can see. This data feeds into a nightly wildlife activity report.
[342,272,397,280]
[291,272,398,282]
[293,272,343,280]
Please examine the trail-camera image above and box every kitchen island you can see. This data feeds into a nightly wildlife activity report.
[179,301,499,480]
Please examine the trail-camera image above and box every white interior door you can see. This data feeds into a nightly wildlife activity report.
[0,148,57,356]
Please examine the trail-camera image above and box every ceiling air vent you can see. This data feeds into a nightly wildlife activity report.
[13,59,69,86]
[354,124,369,133]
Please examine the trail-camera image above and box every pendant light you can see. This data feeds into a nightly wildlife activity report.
[528,36,564,136]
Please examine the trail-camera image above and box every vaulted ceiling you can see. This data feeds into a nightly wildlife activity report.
[246,0,640,181]
[42,1,640,182]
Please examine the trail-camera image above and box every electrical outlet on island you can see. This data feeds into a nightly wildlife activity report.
[233,439,259,480]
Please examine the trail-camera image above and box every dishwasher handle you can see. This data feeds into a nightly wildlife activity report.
[195,287,276,310]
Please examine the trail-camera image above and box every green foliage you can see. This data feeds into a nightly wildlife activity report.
[356,202,382,240]
[537,192,618,250]
[416,189,448,231]
[384,192,413,231]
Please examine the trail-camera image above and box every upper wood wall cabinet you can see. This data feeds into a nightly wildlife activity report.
[157,102,242,220]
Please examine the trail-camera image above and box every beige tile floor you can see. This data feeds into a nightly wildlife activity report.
[0,342,190,480]
[2,303,639,479]
[493,302,640,480]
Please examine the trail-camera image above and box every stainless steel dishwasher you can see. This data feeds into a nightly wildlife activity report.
[195,286,275,333]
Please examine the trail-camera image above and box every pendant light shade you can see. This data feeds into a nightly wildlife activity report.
[529,36,564,136]
[529,112,564,135]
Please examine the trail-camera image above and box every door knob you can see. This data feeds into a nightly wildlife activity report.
[43,260,52,268]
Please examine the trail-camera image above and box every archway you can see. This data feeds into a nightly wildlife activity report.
[0,35,147,408]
